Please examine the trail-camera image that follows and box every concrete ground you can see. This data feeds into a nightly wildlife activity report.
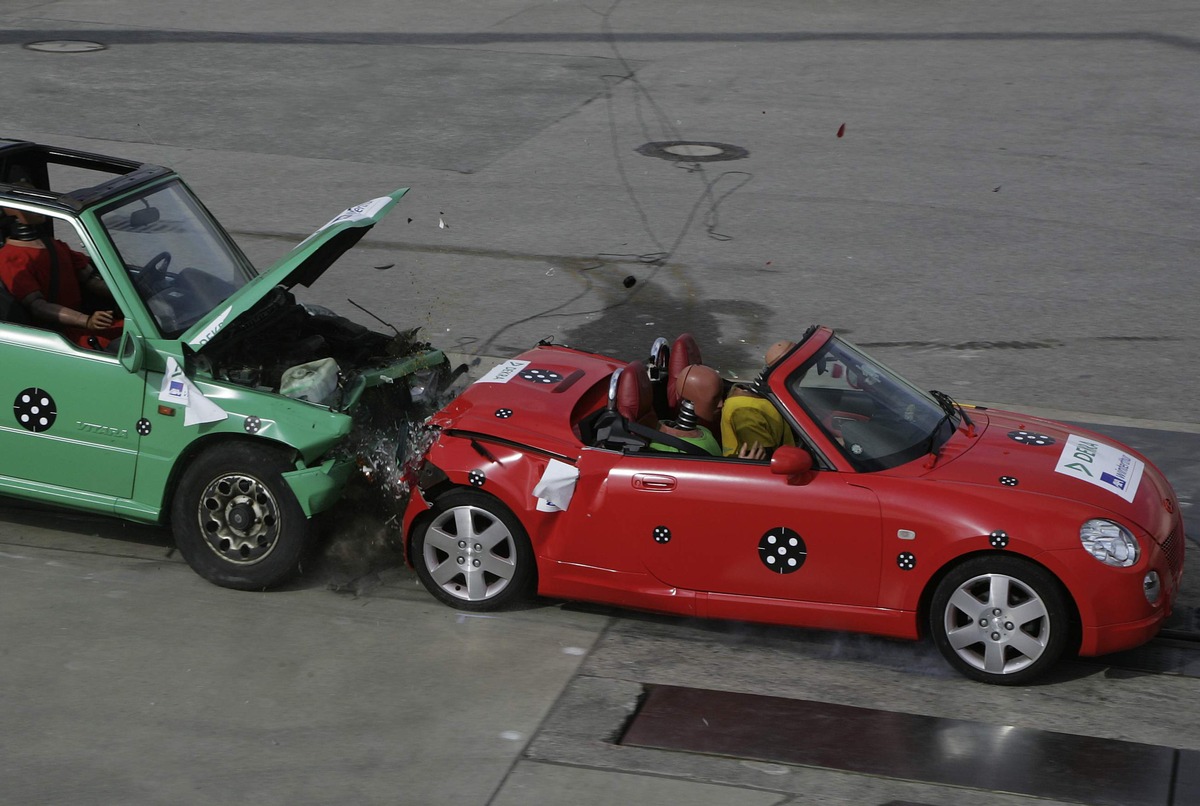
[1,1,1198,803]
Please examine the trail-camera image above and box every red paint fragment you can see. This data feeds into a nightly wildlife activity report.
[837,123,846,138]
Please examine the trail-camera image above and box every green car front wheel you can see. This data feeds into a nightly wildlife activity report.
[171,442,316,590]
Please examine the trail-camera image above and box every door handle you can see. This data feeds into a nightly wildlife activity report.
[632,473,676,492]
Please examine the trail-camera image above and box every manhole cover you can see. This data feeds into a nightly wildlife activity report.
[24,40,107,53]
[636,141,749,162]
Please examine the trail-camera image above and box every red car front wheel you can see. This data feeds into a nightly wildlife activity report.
[930,555,1070,685]
[412,490,535,611]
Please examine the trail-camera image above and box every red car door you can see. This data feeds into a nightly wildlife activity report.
[603,454,884,607]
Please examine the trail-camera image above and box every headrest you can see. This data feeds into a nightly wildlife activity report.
[615,360,657,427]
[667,333,702,408]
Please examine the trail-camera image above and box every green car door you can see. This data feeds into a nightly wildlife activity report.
[0,324,145,502]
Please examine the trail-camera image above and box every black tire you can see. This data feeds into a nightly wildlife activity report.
[930,555,1070,685]
[411,490,535,611]
[171,442,316,590]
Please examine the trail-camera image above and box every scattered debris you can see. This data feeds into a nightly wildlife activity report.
[317,363,468,589]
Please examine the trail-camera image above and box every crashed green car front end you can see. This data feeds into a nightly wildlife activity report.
[121,343,445,522]
[90,184,447,522]
[0,139,444,588]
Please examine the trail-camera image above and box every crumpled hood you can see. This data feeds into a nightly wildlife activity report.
[183,190,407,350]
[431,347,623,458]
[924,408,1176,537]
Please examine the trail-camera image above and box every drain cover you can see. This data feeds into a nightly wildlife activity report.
[637,141,749,162]
[24,40,107,53]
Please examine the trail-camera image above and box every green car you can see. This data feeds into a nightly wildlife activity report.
[0,140,447,589]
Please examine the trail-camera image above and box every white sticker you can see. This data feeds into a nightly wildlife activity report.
[532,459,580,512]
[298,197,393,248]
[1054,434,1144,503]
[189,306,233,348]
[476,359,530,384]
[159,357,228,426]
[160,356,189,405]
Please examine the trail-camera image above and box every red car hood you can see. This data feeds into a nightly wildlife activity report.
[924,408,1178,538]
[430,346,623,458]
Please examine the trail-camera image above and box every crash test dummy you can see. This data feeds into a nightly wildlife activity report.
[652,364,725,456]
[0,204,122,349]
[720,340,797,459]
[651,398,721,456]
[675,364,726,426]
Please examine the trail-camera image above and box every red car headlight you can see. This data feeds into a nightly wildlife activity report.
[1079,518,1139,568]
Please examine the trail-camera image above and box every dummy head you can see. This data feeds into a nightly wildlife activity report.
[747,341,797,398]
[675,364,723,429]
[2,180,46,241]
[765,340,795,367]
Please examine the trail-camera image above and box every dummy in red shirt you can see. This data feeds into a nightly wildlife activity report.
[0,240,123,349]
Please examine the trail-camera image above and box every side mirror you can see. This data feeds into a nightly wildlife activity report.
[118,329,144,373]
[770,445,813,480]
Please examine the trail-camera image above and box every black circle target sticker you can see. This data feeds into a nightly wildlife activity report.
[758,527,806,574]
[519,369,562,384]
[13,388,56,432]
[1007,430,1055,447]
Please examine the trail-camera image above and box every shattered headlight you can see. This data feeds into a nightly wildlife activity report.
[1080,519,1139,567]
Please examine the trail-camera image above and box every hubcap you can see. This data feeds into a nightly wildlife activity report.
[196,473,280,565]
[423,505,516,602]
[943,573,1050,675]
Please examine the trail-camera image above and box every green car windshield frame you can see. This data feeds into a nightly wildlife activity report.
[98,179,258,337]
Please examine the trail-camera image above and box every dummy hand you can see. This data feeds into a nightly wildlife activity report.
[737,441,767,460]
[86,310,115,331]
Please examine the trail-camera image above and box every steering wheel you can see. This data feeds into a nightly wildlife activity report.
[135,251,173,295]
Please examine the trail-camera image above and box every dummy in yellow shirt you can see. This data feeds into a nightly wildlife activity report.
[720,391,796,457]
[720,340,798,458]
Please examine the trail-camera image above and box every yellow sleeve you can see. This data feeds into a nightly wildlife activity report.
[721,397,794,455]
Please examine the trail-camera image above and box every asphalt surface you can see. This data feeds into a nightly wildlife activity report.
[1,1,1198,804]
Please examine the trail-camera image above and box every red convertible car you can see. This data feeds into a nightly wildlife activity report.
[401,327,1184,684]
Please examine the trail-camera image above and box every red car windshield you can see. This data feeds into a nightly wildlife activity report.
[786,336,953,471]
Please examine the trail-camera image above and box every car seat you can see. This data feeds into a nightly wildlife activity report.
[666,333,701,411]
[648,333,703,420]
[0,214,32,324]
[611,360,658,428]
[591,360,662,452]
[0,279,31,325]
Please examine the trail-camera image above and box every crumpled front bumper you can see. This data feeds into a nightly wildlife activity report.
[282,457,355,517]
